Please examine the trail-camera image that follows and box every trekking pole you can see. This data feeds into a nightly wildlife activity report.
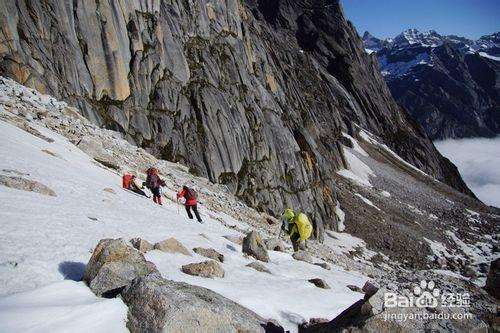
[176,198,180,214]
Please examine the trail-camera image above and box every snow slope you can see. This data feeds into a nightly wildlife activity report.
[0,79,368,332]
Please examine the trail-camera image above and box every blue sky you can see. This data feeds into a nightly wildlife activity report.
[342,0,500,39]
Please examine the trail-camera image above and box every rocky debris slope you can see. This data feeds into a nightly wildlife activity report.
[332,130,500,276]
[84,238,276,332]
[363,29,500,139]
[0,73,498,331]
[0,0,472,226]
[301,270,498,333]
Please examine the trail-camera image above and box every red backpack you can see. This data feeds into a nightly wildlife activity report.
[122,174,133,189]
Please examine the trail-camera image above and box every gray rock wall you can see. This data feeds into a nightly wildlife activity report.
[0,0,473,229]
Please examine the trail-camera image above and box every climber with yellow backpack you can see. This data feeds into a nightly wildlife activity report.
[281,208,313,252]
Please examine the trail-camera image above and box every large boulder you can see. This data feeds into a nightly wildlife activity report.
[154,238,191,256]
[181,260,225,278]
[83,238,158,297]
[121,273,272,332]
[265,238,286,252]
[130,238,154,253]
[193,247,224,262]
[485,258,500,299]
[242,231,269,262]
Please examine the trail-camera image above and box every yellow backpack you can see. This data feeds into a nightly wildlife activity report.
[295,213,312,241]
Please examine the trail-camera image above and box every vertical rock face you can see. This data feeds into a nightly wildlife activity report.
[0,0,472,228]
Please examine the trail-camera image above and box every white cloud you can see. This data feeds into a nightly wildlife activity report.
[434,137,500,208]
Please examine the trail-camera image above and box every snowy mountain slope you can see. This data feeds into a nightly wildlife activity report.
[0,77,370,332]
[0,77,498,331]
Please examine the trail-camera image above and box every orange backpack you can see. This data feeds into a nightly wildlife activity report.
[122,174,133,189]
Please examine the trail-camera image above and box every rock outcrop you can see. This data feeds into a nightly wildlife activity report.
[0,175,56,197]
[0,0,474,230]
[121,273,271,332]
[83,238,158,297]
[242,230,269,262]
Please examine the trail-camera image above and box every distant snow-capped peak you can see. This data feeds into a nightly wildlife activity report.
[393,29,443,47]
[363,29,500,53]
[362,29,500,79]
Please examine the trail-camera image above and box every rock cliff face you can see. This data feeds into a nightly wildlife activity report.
[0,0,473,227]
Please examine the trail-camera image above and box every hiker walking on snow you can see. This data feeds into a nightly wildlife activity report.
[145,168,165,205]
[177,186,202,223]
[281,208,312,252]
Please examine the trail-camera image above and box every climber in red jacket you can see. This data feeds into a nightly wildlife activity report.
[177,186,202,223]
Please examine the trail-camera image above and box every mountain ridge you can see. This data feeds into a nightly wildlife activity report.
[363,29,500,139]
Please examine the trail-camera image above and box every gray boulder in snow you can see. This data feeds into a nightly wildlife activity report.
[242,231,269,262]
[130,238,154,253]
[193,247,224,262]
[0,175,56,197]
[224,234,244,245]
[308,278,330,289]
[314,262,331,270]
[246,262,270,274]
[265,238,285,252]
[121,273,271,332]
[485,258,500,299]
[181,260,225,278]
[154,238,191,256]
[292,251,313,264]
[83,238,158,297]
